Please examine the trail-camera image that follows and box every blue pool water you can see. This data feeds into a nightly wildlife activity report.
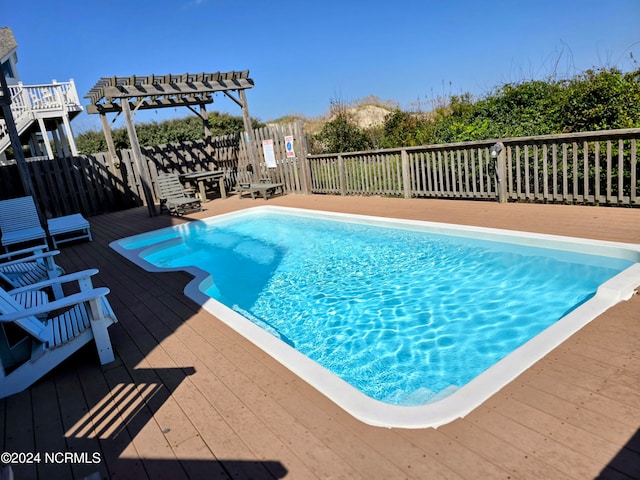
[121,210,633,407]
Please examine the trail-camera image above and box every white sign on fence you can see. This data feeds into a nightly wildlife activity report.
[262,139,277,168]
[284,135,295,158]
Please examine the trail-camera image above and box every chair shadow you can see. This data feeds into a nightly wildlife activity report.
[7,350,288,479]
[1,207,291,479]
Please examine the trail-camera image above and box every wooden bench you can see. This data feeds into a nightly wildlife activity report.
[236,181,284,200]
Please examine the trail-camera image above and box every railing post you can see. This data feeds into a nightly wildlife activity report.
[52,80,62,107]
[491,141,507,203]
[68,79,79,105]
[338,154,346,195]
[401,149,411,198]
[295,120,311,194]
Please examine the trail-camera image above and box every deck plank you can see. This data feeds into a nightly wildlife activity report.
[31,374,74,479]
[53,362,106,480]
[441,417,575,480]
[1,196,639,479]
[4,390,37,479]
[74,356,148,480]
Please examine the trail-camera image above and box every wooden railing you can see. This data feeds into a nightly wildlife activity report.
[305,128,640,206]
[1,126,637,219]
[7,81,82,116]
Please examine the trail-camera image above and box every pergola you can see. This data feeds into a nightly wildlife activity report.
[85,70,259,215]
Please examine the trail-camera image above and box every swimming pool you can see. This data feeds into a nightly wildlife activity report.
[111,206,640,428]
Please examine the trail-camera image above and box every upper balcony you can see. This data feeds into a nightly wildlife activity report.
[0,79,83,157]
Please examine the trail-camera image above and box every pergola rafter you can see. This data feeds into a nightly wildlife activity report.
[85,70,259,216]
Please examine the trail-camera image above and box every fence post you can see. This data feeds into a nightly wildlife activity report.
[401,149,411,198]
[338,154,346,195]
[295,120,311,194]
[491,141,507,203]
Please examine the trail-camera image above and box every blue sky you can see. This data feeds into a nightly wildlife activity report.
[4,0,639,133]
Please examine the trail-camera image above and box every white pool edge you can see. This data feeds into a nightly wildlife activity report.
[110,205,640,429]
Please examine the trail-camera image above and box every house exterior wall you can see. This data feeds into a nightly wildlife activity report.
[0,27,20,85]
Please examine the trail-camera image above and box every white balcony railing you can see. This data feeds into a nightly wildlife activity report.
[8,80,82,119]
[0,80,83,155]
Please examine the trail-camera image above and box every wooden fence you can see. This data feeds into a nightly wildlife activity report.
[305,128,640,206]
[237,121,309,193]
[0,126,638,219]
[0,121,308,218]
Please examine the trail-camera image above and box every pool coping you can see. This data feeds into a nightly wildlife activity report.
[110,205,640,429]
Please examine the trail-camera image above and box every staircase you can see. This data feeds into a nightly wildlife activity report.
[0,80,83,156]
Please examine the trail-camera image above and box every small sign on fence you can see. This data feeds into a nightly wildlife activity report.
[262,139,277,168]
[284,135,295,158]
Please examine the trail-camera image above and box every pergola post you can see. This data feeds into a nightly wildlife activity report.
[239,89,260,179]
[199,103,214,160]
[121,99,156,216]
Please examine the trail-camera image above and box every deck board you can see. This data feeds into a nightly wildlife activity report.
[1,195,639,479]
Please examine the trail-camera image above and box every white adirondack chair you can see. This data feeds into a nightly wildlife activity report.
[0,246,64,299]
[0,269,118,399]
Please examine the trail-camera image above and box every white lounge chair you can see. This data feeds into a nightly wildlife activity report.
[0,269,118,399]
[0,196,93,250]
[0,196,47,251]
[156,174,202,215]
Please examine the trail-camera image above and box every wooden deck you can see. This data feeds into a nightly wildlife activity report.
[2,195,639,480]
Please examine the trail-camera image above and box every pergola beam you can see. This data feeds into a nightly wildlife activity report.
[222,91,243,108]
[86,96,214,114]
